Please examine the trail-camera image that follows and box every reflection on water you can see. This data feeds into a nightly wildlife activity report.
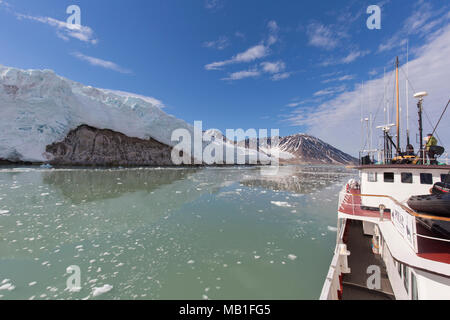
[42,168,198,204]
[0,165,356,300]
[241,166,352,194]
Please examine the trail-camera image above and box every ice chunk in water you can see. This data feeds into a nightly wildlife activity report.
[92,284,113,297]
[287,254,297,261]
[271,201,293,208]
[327,226,338,232]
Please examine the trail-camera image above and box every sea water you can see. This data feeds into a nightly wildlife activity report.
[0,165,356,300]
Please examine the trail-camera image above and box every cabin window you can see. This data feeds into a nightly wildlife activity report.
[367,172,377,182]
[384,172,394,183]
[401,173,413,184]
[420,173,433,185]
[441,174,450,183]
[411,272,418,300]
[403,265,409,294]
[397,262,402,277]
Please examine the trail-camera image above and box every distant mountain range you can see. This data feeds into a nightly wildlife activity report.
[237,134,357,165]
[0,65,355,166]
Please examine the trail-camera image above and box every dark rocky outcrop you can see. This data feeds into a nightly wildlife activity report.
[237,134,357,165]
[277,134,357,165]
[45,125,176,166]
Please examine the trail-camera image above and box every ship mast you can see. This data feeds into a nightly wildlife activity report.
[406,41,410,147]
[395,56,400,156]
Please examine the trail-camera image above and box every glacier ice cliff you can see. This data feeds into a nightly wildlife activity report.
[0,65,193,163]
[0,65,270,165]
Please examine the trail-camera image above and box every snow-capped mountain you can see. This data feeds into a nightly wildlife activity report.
[0,65,268,165]
[238,134,357,165]
[275,134,357,164]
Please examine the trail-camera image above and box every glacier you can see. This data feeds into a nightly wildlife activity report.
[0,65,270,164]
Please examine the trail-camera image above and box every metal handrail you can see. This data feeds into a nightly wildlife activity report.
[345,192,450,222]
[338,190,450,254]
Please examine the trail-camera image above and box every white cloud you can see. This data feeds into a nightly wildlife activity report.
[261,61,285,74]
[203,36,230,50]
[221,69,260,81]
[0,0,11,8]
[205,44,269,70]
[72,52,132,74]
[271,72,291,81]
[341,50,370,64]
[306,22,339,50]
[287,25,450,155]
[319,50,369,67]
[322,74,355,84]
[205,21,279,72]
[313,85,346,97]
[267,20,279,45]
[235,31,246,40]
[15,13,98,44]
[205,0,223,11]
[234,45,269,63]
[378,1,449,53]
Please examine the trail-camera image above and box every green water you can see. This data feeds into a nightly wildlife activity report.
[0,165,355,300]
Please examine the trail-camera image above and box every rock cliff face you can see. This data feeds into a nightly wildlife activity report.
[277,134,357,165]
[237,134,357,165]
[45,125,175,166]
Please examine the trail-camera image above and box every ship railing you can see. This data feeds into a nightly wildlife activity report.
[359,150,450,165]
[338,189,450,254]
[319,241,351,300]
[440,152,450,165]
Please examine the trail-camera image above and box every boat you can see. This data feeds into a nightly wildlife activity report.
[320,57,450,300]
[432,182,450,194]
[407,194,450,218]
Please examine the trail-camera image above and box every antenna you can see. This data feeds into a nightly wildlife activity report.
[395,57,400,155]
[414,92,428,99]
[361,81,364,153]
[414,91,428,163]
[383,67,386,126]
[406,40,410,146]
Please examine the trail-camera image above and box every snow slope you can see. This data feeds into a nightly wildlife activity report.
[0,65,268,164]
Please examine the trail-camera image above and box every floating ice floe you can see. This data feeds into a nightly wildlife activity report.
[327,226,338,232]
[287,254,297,261]
[0,210,10,215]
[92,284,113,297]
[270,201,293,208]
[0,282,15,291]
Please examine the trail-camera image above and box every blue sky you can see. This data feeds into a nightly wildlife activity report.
[1,0,449,154]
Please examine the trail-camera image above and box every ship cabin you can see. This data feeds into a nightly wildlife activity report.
[358,164,450,209]
[327,162,450,300]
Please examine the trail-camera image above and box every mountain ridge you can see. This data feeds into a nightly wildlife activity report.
[237,133,357,165]
[0,64,355,166]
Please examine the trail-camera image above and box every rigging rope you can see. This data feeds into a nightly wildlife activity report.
[400,66,448,146]
[431,99,450,137]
